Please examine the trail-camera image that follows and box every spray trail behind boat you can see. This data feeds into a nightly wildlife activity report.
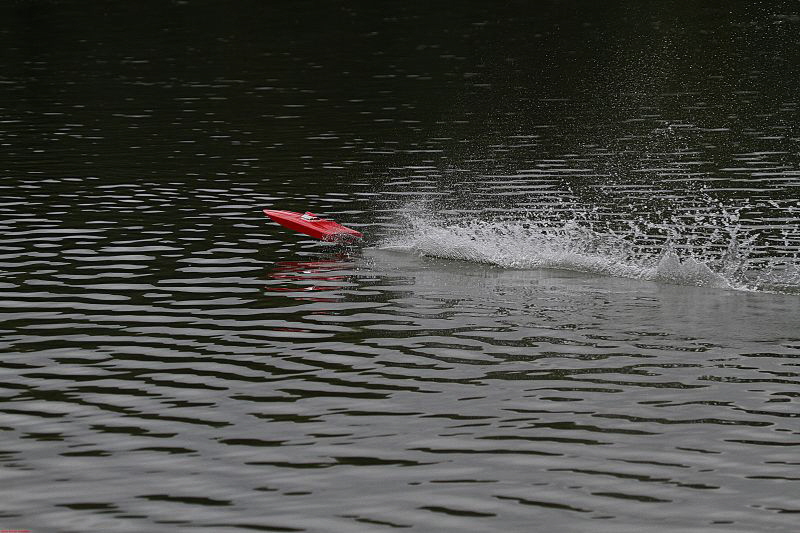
[380,202,800,294]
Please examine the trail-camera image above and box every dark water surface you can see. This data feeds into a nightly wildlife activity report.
[2,2,799,532]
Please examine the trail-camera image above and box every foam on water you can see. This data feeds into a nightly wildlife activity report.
[381,204,800,294]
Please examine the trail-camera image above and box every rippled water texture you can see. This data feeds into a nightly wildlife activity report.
[2,2,799,532]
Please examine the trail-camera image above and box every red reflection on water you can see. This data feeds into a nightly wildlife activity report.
[265,257,354,302]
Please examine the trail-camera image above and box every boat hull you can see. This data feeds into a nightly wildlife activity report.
[263,210,363,241]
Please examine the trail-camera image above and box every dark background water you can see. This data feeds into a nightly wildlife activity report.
[1,1,799,532]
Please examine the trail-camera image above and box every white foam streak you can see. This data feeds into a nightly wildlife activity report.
[380,212,800,292]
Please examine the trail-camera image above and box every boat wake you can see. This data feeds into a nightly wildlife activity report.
[380,206,800,295]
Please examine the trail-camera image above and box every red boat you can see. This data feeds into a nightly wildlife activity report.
[263,210,363,241]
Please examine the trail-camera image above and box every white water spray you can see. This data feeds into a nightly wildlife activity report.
[380,203,800,294]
